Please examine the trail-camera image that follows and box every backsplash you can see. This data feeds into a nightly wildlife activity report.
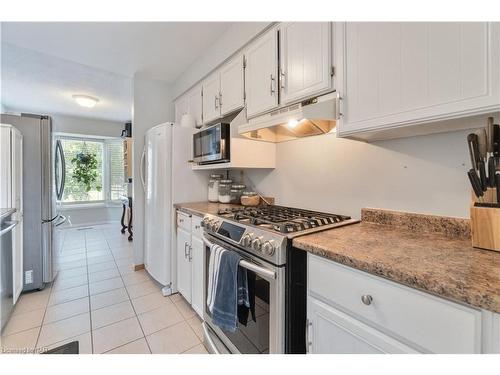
[245,127,474,219]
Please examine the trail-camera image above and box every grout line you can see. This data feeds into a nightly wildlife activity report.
[102,232,154,354]
[85,230,95,354]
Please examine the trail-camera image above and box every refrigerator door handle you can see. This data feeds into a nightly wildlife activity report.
[59,140,66,200]
[140,147,146,192]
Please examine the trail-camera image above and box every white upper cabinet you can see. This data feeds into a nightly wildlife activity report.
[336,22,500,138]
[220,54,245,116]
[245,28,279,118]
[186,85,203,127]
[279,22,333,105]
[202,72,221,124]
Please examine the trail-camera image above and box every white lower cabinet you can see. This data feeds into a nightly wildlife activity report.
[307,296,417,354]
[176,210,204,318]
[307,253,486,354]
[176,225,192,303]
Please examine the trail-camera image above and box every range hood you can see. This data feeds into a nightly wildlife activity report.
[235,92,340,143]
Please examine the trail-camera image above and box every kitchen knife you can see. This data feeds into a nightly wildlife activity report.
[468,169,484,200]
[493,124,500,160]
[467,133,480,170]
[475,128,488,162]
[488,156,496,188]
[478,160,488,191]
[487,117,494,153]
[496,173,500,205]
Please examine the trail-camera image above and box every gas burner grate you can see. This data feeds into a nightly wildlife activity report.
[218,205,351,234]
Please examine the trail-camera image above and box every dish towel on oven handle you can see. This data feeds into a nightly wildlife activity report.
[211,249,250,332]
[207,244,225,313]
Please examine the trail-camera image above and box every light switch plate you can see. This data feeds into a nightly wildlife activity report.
[25,270,33,284]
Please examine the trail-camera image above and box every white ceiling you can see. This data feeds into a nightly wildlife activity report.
[1,22,234,121]
[1,22,234,82]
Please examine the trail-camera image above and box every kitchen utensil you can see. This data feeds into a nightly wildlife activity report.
[467,169,484,201]
[467,133,480,170]
[487,117,495,153]
[478,160,488,191]
[488,156,496,188]
[475,128,488,162]
[496,173,500,205]
[493,124,500,161]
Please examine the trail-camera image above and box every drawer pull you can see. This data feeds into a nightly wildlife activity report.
[361,295,373,305]
[195,225,200,230]
[179,219,184,223]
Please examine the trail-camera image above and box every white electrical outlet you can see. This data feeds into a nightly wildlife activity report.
[25,270,33,284]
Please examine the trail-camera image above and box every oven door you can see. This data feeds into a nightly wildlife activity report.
[192,123,229,164]
[202,234,285,354]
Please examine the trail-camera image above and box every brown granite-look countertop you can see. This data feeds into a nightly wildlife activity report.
[174,202,243,217]
[293,208,500,314]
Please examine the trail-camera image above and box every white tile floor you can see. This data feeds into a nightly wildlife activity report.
[0,223,207,354]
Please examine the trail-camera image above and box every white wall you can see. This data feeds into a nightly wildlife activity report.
[132,74,173,265]
[52,113,124,137]
[172,22,271,98]
[244,129,474,219]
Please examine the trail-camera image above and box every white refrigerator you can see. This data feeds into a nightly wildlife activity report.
[141,122,207,294]
[0,123,23,304]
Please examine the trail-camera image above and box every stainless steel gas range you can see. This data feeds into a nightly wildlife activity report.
[201,205,358,354]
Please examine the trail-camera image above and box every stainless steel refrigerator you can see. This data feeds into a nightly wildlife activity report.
[0,113,66,291]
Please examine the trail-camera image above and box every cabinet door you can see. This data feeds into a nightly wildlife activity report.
[176,227,192,303]
[220,54,245,116]
[280,22,332,104]
[174,96,188,125]
[187,85,203,127]
[307,296,417,354]
[337,22,500,136]
[245,28,279,118]
[190,235,204,318]
[202,73,221,124]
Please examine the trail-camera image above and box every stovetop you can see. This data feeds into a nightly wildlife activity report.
[203,205,359,266]
[217,205,354,235]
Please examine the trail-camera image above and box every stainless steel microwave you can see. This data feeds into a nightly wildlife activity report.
[193,122,230,164]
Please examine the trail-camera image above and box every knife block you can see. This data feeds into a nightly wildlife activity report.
[470,189,500,252]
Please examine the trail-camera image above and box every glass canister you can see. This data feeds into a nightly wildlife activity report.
[208,174,222,202]
[241,191,260,206]
[218,179,233,203]
[230,184,246,204]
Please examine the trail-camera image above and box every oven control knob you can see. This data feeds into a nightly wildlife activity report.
[262,241,275,256]
[251,238,263,251]
[212,221,221,232]
[241,233,253,247]
[201,217,210,228]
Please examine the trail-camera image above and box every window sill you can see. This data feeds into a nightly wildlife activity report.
[61,202,122,210]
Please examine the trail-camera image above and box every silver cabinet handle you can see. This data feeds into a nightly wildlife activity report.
[179,218,184,223]
[214,95,219,110]
[184,242,189,258]
[195,225,200,230]
[335,91,343,119]
[305,318,312,354]
[361,295,373,305]
[219,91,222,107]
[280,69,286,90]
[188,245,193,262]
[270,74,275,95]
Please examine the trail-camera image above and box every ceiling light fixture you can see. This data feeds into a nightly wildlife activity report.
[72,94,99,108]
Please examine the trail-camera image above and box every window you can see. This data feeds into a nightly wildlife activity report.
[59,136,127,204]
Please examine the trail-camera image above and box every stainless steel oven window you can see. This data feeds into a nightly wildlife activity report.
[202,234,285,354]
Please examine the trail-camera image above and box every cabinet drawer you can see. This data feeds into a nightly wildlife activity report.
[191,215,204,238]
[177,210,192,231]
[308,254,482,353]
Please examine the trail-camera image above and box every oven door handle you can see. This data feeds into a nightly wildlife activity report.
[203,235,277,280]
